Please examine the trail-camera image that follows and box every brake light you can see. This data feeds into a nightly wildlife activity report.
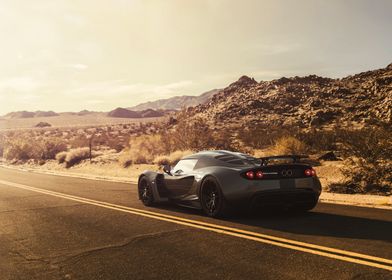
[304,168,316,177]
[245,171,255,179]
[255,171,264,178]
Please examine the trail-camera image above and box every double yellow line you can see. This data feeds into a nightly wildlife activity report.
[1,179,392,272]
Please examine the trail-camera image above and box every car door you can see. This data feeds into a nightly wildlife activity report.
[164,159,197,198]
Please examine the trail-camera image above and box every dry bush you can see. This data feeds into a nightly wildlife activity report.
[297,129,339,152]
[3,138,33,161]
[119,134,165,167]
[56,151,67,164]
[38,138,67,160]
[70,135,89,149]
[0,133,5,157]
[273,136,308,155]
[212,129,240,151]
[161,118,215,152]
[153,150,194,166]
[237,125,296,150]
[3,134,67,162]
[64,147,91,168]
[331,127,392,194]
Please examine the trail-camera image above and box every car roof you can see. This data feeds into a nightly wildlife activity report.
[184,150,252,159]
[182,150,261,167]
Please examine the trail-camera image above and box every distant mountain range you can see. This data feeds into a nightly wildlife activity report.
[107,108,166,118]
[2,89,220,119]
[4,111,59,119]
[127,89,221,111]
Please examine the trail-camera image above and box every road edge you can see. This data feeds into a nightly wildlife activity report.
[1,163,391,210]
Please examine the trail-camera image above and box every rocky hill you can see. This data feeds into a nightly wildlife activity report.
[4,111,59,119]
[107,107,164,118]
[128,89,220,111]
[183,63,392,129]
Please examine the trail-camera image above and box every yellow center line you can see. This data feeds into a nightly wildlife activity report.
[1,179,391,272]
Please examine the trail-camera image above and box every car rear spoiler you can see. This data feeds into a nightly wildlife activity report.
[259,155,309,166]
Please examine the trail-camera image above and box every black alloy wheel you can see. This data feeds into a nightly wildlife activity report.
[139,177,154,206]
[201,177,229,218]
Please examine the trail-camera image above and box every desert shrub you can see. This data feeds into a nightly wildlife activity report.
[273,136,308,155]
[118,153,133,168]
[237,125,296,150]
[0,133,6,157]
[153,150,194,166]
[212,129,241,151]
[107,139,126,152]
[161,118,215,152]
[3,138,34,161]
[38,138,67,160]
[2,135,67,162]
[119,134,165,167]
[334,127,392,194]
[64,147,91,168]
[56,151,68,164]
[297,129,339,152]
[70,135,89,148]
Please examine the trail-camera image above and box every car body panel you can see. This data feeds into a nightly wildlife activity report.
[138,150,322,210]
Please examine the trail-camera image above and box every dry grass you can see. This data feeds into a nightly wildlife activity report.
[119,134,166,167]
[272,136,308,155]
[55,151,68,164]
[119,133,195,167]
[63,147,91,168]
[334,127,392,194]
[153,150,194,166]
[3,137,67,161]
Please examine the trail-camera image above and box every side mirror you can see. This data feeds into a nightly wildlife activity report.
[163,164,172,175]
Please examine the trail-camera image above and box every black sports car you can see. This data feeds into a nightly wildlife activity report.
[138,150,321,217]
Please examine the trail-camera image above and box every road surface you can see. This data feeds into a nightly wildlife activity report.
[0,167,391,279]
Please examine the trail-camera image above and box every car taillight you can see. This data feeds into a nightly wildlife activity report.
[244,170,264,179]
[245,171,254,179]
[304,168,316,177]
[255,171,264,178]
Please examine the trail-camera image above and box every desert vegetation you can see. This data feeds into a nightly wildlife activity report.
[330,126,391,194]
[0,121,159,166]
[0,114,390,195]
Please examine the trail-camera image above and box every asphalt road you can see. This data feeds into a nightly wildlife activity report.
[0,167,391,280]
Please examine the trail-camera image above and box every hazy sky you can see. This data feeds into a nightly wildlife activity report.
[0,0,391,114]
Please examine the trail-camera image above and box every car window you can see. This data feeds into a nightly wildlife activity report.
[172,159,198,175]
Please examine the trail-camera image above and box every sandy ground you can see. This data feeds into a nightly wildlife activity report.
[0,114,161,130]
[313,161,346,190]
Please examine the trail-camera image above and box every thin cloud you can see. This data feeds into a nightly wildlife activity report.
[66,63,89,70]
[0,76,43,92]
[65,80,193,98]
[245,43,302,55]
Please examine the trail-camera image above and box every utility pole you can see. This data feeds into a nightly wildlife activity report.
[88,133,95,163]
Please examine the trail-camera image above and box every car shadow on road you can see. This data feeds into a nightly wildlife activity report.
[150,203,392,243]
[227,210,392,243]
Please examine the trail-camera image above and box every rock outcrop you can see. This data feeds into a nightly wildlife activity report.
[183,63,392,129]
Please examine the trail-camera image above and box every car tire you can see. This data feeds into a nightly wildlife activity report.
[200,176,230,218]
[138,177,154,206]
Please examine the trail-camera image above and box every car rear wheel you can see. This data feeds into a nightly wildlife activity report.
[138,177,154,206]
[200,176,230,218]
